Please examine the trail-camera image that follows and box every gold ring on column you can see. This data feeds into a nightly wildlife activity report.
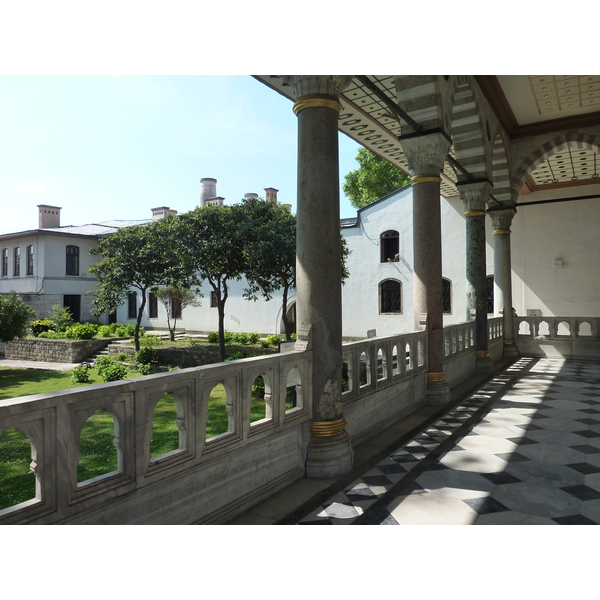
[311,417,347,437]
[503,339,515,345]
[476,351,490,358]
[293,95,343,115]
[464,210,487,217]
[493,229,512,235]
[427,372,445,382]
[411,174,442,185]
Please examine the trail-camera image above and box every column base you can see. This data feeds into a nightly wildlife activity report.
[475,356,494,373]
[305,431,353,478]
[426,380,452,405]
[503,343,519,358]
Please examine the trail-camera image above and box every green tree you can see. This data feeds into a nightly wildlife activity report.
[0,291,36,342]
[177,204,246,362]
[241,198,351,341]
[155,287,200,342]
[343,147,411,209]
[89,216,197,351]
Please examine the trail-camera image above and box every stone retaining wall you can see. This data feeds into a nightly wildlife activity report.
[107,344,224,368]
[6,338,114,363]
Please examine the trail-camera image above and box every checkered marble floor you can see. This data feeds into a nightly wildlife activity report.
[297,358,600,525]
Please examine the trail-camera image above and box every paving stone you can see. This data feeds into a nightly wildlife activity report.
[386,491,479,525]
[491,482,581,518]
[506,460,584,487]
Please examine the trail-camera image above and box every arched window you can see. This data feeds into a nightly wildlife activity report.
[66,245,79,276]
[486,275,494,313]
[26,245,34,276]
[380,279,402,313]
[442,278,452,314]
[380,230,399,262]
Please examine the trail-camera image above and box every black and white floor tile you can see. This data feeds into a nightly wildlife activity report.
[298,357,600,525]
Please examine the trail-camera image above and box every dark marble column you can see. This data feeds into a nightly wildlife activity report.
[283,75,353,477]
[399,132,452,405]
[459,181,493,373]
[489,207,519,358]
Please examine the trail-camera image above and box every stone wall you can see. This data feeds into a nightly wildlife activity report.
[6,338,113,363]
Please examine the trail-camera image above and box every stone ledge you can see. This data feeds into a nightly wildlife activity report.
[6,338,115,363]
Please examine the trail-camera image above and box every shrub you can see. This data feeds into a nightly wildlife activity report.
[30,319,55,337]
[137,363,154,375]
[65,323,97,340]
[115,352,128,362]
[168,366,180,371]
[223,330,234,343]
[101,363,128,382]
[37,331,63,339]
[47,304,74,332]
[0,291,36,343]
[71,365,91,384]
[207,331,219,344]
[225,351,252,361]
[135,347,158,365]
[247,332,261,345]
[98,325,113,338]
[94,355,114,375]
[265,334,282,347]
[232,332,250,345]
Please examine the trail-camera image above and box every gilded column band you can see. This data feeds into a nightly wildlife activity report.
[464,210,487,218]
[293,95,343,115]
[476,351,490,358]
[411,174,442,185]
[311,417,347,437]
[493,229,512,235]
[427,372,445,382]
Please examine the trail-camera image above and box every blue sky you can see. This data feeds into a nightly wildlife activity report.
[0,75,365,234]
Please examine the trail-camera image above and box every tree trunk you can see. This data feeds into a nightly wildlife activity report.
[135,291,147,352]
[281,284,291,341]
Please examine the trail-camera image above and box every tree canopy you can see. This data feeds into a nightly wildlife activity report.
[0,291,36,343]
[343,147,411,209]
[177,204,247,361]
[89,216,198,350]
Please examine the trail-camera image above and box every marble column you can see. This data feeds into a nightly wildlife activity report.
[400,131,452,405]
[459,180,493,373]
[489,207,519,358]
[283,75,353,477]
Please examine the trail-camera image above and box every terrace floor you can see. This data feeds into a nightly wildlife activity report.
[228,356,600,525]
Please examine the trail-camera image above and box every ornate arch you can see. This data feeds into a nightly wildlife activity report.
[511,132,600,200]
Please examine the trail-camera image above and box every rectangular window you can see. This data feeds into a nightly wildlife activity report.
[26,245,34,276]
[66,245,79,276]
[14,247,20,277]
[128,292,137,319]
[149,292,158,318]
[172,297,182,319]
[210,291,218,308]
[63,295,81,323]
[1,249,7,277]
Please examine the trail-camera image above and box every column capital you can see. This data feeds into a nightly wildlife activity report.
[399,131,452,177]
[282,75,352,101]
[489,208,516,232]
[458,180,493,215]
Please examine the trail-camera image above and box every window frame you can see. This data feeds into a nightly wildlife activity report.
[486,275,494,314]
[127,292,137,319]
[1,248,7,277]
[380,230,400,263]
[148,292,158,319]
[379,278,402,314]
[66,245,79,276]
[26,245,34,276]
[13,247,20,277]
[442,278,452,314]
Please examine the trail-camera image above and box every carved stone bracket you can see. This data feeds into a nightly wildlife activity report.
[458,180,493,214]
[282,75,353,100]
[489,208,516,232]
[399,131,452,176]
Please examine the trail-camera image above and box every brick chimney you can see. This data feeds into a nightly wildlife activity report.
[264,187,279,204]
[151,207,178,220]
[38,205,62,229]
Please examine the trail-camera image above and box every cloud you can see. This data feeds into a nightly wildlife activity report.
[19,182,47,194]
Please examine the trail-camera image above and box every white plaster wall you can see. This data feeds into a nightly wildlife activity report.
[510,196,600,317]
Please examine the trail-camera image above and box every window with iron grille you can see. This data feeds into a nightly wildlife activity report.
[380,279,402,313]
[13,247,20,277]
[26,245,34,276]
[149,292,158,318]
[2,249,7,277]
[486,275,494,313]
[172,297,182,319]
[210,291,218,307]
[128,292,137,319]
[380,230,399,262]
[442,278,452,314]
[66,245,79,276]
